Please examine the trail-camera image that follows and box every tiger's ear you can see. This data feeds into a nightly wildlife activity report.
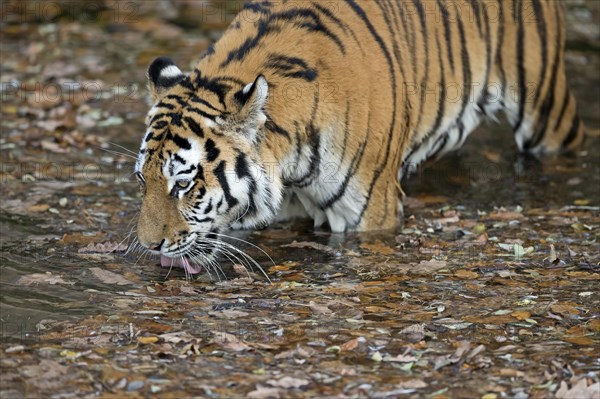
[147,57,184,101]
[224,75,269,144]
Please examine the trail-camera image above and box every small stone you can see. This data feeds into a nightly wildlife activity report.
[59,197,68,207]
[22,174,36,182]
[127,380,144,391]
[5,345,25,354]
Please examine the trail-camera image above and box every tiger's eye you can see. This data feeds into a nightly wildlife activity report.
[176,180,190,189]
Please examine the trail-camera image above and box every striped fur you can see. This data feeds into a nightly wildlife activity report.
[135,0,584,257]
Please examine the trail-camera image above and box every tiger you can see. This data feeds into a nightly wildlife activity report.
[134,0,584,274]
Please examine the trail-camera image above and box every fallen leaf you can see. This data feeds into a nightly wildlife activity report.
[511,311,531,321]
[89,267,134,285]
[16,272,72,286]
[340,337,361,352]
[248,386,281,399]
[360,241,395,255]
[211,331,251,352]
[454,269,479,279]
[410,259,448,274]
[555,378,600,399]
[137,336,159,345]
[28,204,50,213]
[551,303,580,315]
[266,376,310,389]
[281,241,335,253]
[383,354,418,363]
[78,242,127,253]
[60,232,107,244]
[588,320,600,333]
[309,301,333,315]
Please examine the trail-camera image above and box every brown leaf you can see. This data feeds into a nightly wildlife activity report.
[588,319,600,333]
[511,311,531,321]
[89,267,134,286]
[551,303,580,315]
[59,232,107,244]
[267,376,310,389]
[360,241,395,255]
[248,386,281,399]
[563,336,594,346]
[410,259,448,274]
[28,204,50,213]
[78,242,127,254]
[16,272,72,286]
[281,241,335,253]
[211,331,251,352]
[555,379,600,399]
[454,269,479,279]
[487,210,525,220]
[309,301,333,315]
[137,336,159,345]
[340,337,361,352]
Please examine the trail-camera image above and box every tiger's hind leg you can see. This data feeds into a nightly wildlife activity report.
[502,1,584,155]
[510,69,584,155]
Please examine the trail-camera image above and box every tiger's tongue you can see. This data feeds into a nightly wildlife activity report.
[160,255,203,274]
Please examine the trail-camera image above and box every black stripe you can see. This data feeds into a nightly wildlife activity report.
[554,91,571,132]
[156,101,175,110]
[187,107,219,120]
[153,120,168,130]
[205,139,220,162]
[220,20,280,68]
[478,2,492,111]
[322,135,368,209]
[495,1,507,97]
[344,0,397,226]
[468,0,483,36]
[561,115,580,149]
[264,119,291,140]
[514,0,527,132]
[313,2,364,54]
[292,124,321,187]
[166,130,191,150]
[203,199,213,214]
[532,0,548,106]
[455,7,472,124]
[184,116,204,138]
[177,165,196,176]
[410,0,429,134]
[213,161,239,208]
[266,54,318,82]
[437,0,455,73]
[195,164,205,182]
[165,94,186,107]
[235,153,251,179]
[172,153,186,165]
[194,75,234,105]
[190,95,224,113]
[168,112,182,126]
[271,8,345,54]
[524,4,562,150]
[334,100,352,176]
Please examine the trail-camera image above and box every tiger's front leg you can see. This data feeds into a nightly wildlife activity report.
[355,172,403,232]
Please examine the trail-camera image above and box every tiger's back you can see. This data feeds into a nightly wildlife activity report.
[135,0,584,262]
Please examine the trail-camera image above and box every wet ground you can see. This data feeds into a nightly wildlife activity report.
[1,1,599,398]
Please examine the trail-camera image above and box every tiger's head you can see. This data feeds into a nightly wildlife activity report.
[134,57,282,272]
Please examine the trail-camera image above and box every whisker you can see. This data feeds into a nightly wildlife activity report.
[108,141,138,155]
